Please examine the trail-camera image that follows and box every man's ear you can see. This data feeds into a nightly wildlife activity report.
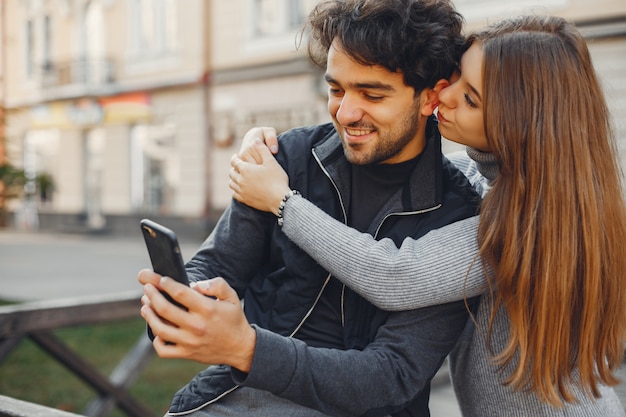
[421,79,450,116]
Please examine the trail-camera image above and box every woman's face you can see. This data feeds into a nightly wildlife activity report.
[436,43,490,152]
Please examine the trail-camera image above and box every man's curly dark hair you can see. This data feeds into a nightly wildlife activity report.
[303,0,465,94]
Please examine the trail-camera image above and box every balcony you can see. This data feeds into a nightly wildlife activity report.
[40,57,116,90]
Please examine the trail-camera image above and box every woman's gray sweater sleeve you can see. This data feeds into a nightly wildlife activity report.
[281,194,487,311]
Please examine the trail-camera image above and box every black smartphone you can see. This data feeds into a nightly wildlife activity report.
[140,219,190,343]
[140,218,189,307]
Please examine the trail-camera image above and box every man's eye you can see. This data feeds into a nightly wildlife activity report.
[365,94,384,102]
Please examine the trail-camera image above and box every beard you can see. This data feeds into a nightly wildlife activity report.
[337,103,422,166]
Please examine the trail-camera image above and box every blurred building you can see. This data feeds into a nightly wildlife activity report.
[2,0,213,236]
[208,0,326,211]
[0,0,3,164]
[0,0,624,237]
[0,1,6,222]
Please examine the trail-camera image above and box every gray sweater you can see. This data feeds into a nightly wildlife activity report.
[277,148,625,417]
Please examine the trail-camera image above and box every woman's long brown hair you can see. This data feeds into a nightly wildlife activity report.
[473,15,626,406]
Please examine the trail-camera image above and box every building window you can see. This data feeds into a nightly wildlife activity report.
[25,19,34,77]
[163,0,179,51]
[80,2,107,84]
[130,123,178,213]
[43,15,51,67]
[253,0,313,37]
[289,0,316,30]
[246,0,317,55]
[255,0,281,36]
[130,0,179,57]
[138,0,156,50]
[23,7,55,82]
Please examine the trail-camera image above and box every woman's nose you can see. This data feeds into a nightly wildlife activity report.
[438,84,454,108]
[438,79,463,109]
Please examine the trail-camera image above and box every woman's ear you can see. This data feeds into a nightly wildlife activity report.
[421,79,450,116]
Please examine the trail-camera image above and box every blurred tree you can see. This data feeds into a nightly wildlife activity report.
[0,163,26,227]
[36,172,55,202]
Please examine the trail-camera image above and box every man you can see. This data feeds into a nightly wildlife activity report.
[139,0,480,415]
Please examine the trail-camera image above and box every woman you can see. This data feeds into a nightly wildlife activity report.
[229,15,626,416]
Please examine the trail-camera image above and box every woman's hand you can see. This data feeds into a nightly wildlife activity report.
[229,140,290,215]
[240,126,279,157]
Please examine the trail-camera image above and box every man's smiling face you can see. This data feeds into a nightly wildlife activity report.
[325,39,426,165]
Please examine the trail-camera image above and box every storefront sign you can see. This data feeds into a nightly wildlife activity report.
[99,92,152,124]
[67,98,103,125]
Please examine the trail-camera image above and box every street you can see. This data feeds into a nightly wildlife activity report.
[0,229,202,302]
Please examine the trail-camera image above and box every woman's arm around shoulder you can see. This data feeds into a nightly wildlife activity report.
[281,195,487,310]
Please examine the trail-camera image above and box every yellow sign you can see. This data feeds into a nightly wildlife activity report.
[29,93,153,128]
[30,103,72,129]
[99,92,152,124]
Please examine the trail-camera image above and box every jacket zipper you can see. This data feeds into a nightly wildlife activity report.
[289,149,349,336]
[373,205,442,238]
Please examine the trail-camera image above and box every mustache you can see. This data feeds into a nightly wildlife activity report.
[344,122,376,130]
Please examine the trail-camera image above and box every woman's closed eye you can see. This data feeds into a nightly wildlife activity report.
[464,93,478,109]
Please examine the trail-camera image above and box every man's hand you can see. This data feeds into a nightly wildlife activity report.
[138,269,256,372]
[239,127,279,160]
